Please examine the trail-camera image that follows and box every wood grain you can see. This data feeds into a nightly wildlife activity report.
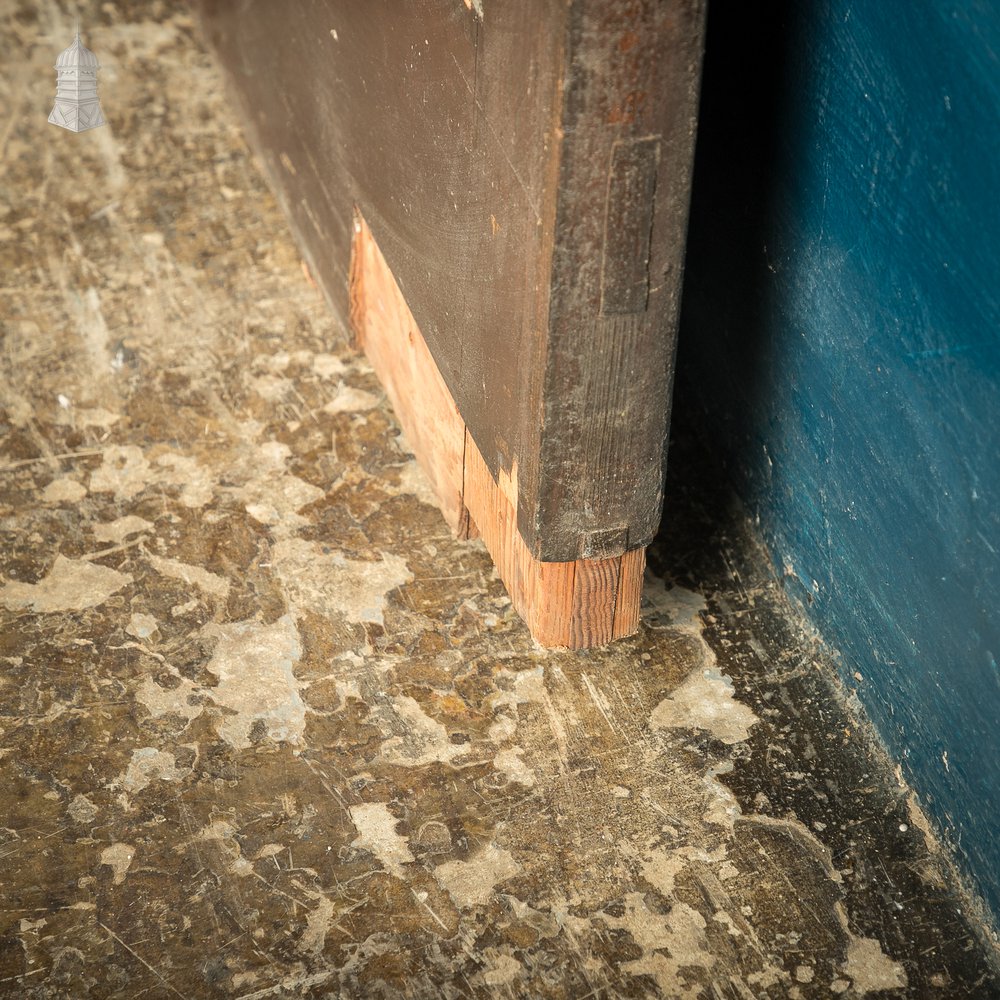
[350,213,644,649]
[612,547,645,640]
[350,214,473,539]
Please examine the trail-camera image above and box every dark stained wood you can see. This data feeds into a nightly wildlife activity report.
[602,137,661,315]
[528,0,708,559]
[198,0,705,562]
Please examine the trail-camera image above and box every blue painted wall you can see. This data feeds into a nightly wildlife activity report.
[677,2,1000,922]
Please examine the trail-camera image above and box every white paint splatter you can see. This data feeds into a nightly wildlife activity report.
[117,747,186,793]
[256,440,293,469]
[490,666,546,717]
[434,843,521,909]
[190,819,254,877]
[312,353,349,379]
[54,404,120,429]
[68,794,99,825]
[126,612,158,640]
[298,891,335,955]
[394,458,439,508]
[253,351,292,374]
[350,803,414,878]
[93,515,153,544]
[603,894,715,995]
[251,373,293,402]
[171,598,200,618]
[749,966,791,991]
[651,668,759,745]
[271,537,411,625]
[379,695,470,767]
[493,747,536,787]
[323,382,380,414]
[202,615,305,749]
[640,847,689,898]
[147,553,230,600]
[0,556,131,613]
[243,475,324,528]
[90,447,215,508]
[488,715,517,742]
[643,580,707,630]
[100,843,135,885]
[478,951,522,987]
[89,445,151,500]
[134,672,201,725]
[842,934,908,993]
[41,477,87,504]
[703,761,744,829]
[154,452,215,508]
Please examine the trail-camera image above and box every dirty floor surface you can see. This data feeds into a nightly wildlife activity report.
[1,3,999,998]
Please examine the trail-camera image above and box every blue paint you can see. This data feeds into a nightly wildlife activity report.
[678,2,1000,922]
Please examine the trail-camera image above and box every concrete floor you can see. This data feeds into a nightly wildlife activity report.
[1,2,998,997]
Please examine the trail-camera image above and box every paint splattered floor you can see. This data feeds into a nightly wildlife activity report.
[1,2,998,997]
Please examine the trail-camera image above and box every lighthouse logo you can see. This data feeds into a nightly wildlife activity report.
[48,28,106,133]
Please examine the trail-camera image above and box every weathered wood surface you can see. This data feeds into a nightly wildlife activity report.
[351,214,643,647]
[532,0,707,560]
[199,0,706,562]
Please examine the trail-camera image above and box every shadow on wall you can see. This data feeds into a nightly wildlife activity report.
[670,0,803,484]
[663,1,804,580]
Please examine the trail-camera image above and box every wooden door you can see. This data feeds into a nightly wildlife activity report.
[199,0,706,646]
